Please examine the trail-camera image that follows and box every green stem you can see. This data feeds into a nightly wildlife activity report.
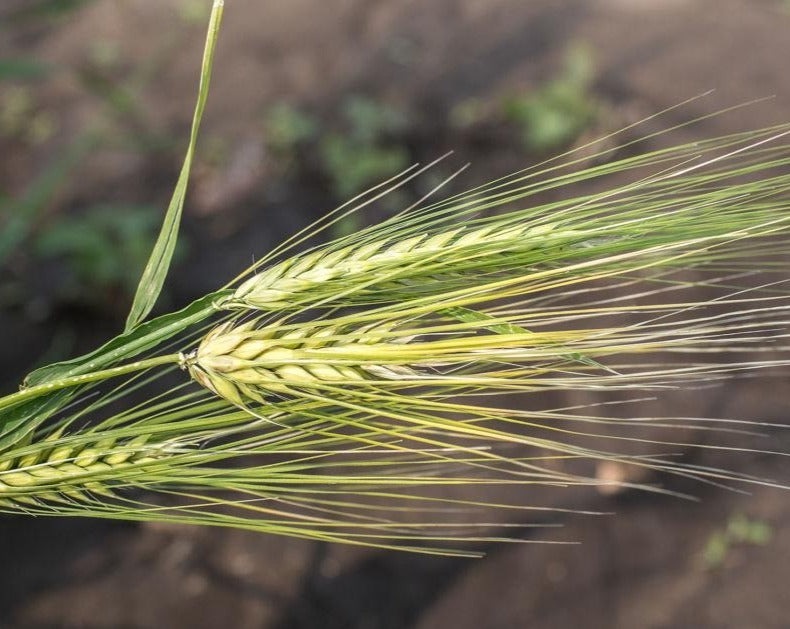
[0,354,182,411]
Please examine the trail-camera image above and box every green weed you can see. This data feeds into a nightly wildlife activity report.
[703,513,772,568]
[503,44,599,152]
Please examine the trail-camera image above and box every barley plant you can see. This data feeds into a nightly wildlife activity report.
[3,1,790,556]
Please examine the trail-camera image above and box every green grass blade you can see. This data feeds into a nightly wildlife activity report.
[124,0,224,331]
[26,291,227,388]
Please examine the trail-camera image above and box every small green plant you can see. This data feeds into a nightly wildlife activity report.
[0,85,57,145]
[1,2,790,556]
[33,204,164,303]
[262,95,412,236]
[319,95,410,198]
[263,102,319,161]
[449,97,486,130]
[263,95,410,196]
[703,513,772,568]
[503,44,598,152]
[319,96,410,236]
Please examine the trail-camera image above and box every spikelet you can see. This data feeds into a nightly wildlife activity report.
[185,318,415,406]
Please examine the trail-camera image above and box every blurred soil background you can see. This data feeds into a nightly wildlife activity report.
[2,0,790,627]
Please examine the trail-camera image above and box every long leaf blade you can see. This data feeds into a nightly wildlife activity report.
[124,0,224,331]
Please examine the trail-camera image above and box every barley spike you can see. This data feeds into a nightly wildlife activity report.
[185,318,415,405]
[227,222,562,310]
[0,434,168,506]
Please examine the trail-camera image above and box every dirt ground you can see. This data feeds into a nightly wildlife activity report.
[2,0,790,627]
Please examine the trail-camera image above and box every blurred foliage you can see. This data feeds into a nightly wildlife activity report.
[449,97,486,130]
[0,131,163,309]
[0,135,95,267]
[702,513,772,569]
[34,204,162,301]
[259,49,601,236]
[264,102,318,160]
[0,0,96,25]
[262,96,411,237]
[263,96,410,201]
[0,85,57,146]
[177,0,214,25]
[0,102,156,313]
[87,39,122,72]
[0,2,209,316]
[319,95,410,200]
[503,45,598,152]
[320,134,408,199]
[340,95,409,145]
[0,58,52,81]
[2,13,601,312]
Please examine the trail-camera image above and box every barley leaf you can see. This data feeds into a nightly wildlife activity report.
[124,0,224,332]
[26,291,228,388]
[0,393,69,452]
[0,290,227,450]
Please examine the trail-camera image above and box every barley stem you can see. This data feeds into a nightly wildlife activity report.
[0,354,181,410]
